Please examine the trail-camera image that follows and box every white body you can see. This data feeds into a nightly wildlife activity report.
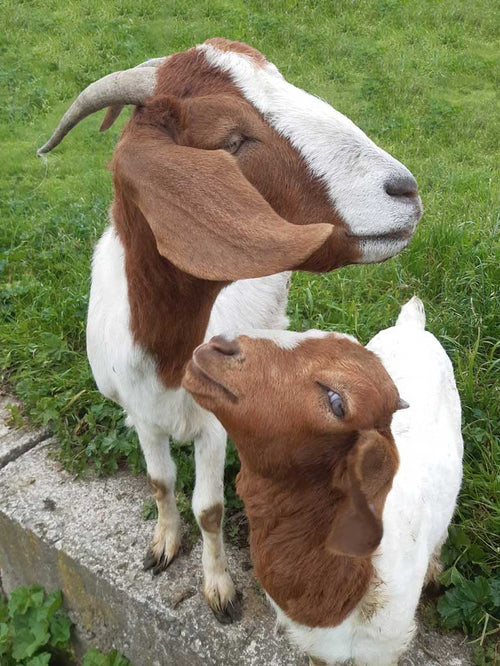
[87,224,290,601]
[271,298,463,666]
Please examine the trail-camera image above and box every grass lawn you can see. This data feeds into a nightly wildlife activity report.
[1,0,499,656]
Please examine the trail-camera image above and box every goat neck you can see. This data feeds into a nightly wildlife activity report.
[112,182,226,387]
[236,432,375,629]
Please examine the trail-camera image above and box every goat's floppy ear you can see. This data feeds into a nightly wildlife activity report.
[327,431,399,558]
[113,126,333,281]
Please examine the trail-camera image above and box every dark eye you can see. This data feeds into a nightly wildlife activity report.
[224,133,245,155]
[327,390,345,419]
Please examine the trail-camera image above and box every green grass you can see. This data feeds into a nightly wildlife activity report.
[1,0,499,649]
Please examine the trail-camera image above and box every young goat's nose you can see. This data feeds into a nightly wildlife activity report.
[208,336,241,357]
[384,174,419,198]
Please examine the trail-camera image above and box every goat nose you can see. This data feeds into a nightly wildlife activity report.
[208,335,241,357]
[384,174,418,198]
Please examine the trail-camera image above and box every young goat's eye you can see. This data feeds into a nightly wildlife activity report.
[224,133,245,155]
[327,390,345,419]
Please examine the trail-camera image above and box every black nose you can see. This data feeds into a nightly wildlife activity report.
[384,174,418,198]
[209,335,241,357]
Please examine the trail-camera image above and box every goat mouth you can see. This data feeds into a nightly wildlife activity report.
[187,358,239,403]
[349,228,415,243]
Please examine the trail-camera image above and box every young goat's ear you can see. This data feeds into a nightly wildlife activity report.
[112,125,333,281]
[326,430,399,558]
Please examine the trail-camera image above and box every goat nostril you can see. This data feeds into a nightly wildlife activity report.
[384,174,418,198]
[209,335,241,357]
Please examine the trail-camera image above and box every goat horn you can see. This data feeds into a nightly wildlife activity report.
[133,57,168,68]
[37,63,163,155]
[99,57,169,133]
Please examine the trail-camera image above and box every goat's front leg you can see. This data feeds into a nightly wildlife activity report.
[136,426,182,575]
[193,419,240,624]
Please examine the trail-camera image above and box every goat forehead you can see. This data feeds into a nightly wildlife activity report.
[286,336,396,396]
[240,329,361,352]
[198,43,378,159]
[239,331,367,376]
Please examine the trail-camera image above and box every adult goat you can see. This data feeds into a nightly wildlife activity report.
[38,38,422,622]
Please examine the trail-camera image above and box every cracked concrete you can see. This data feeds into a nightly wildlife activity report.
[0,406,473,665]
[0,394,49,468]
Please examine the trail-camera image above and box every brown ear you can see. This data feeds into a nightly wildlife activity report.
[100,105,124,132]
[113,125,333,280]
[327,431,399,558]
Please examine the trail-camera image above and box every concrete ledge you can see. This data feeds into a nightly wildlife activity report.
[0,431,473,665]
[0,394,49,468]
[0,440,303,665]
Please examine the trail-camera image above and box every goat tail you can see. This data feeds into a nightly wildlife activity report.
[396,296,426,329]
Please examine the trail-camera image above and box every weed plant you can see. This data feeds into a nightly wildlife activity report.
[0,585,130,665]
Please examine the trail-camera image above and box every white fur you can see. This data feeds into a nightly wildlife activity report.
[87,225,291,603]
[240,328,327,349]
[265,297,463,665]
[237,328,358,350]
[199,44,422,263]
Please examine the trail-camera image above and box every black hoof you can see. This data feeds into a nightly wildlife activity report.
[143,549,157,571]
[210,590,243,625]
[143,548,175,575]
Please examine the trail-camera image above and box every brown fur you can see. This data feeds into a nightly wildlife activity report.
[358,571,386,623]
[199,503,224,533]
[204,38,269,65]
[424,542,444,587]
[147,474,168,501]
[182,333,401,627]
[109,39,359,386]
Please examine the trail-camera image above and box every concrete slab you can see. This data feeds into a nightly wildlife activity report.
[0,440,304,665]
[0,393,49,468]
[0,438,473,666]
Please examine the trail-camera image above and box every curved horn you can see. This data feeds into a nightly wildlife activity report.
[99,56,169,132]
[37,65,161,155]
[134,57,168,68]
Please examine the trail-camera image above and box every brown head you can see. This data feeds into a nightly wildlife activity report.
[183,330,405,559]
[38,38,422,278]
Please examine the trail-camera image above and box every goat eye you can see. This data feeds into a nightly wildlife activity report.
[327,390,345,418]
[225,134,245,155]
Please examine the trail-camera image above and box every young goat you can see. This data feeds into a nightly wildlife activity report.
[183,297,463,663]
[38,39,422,621]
